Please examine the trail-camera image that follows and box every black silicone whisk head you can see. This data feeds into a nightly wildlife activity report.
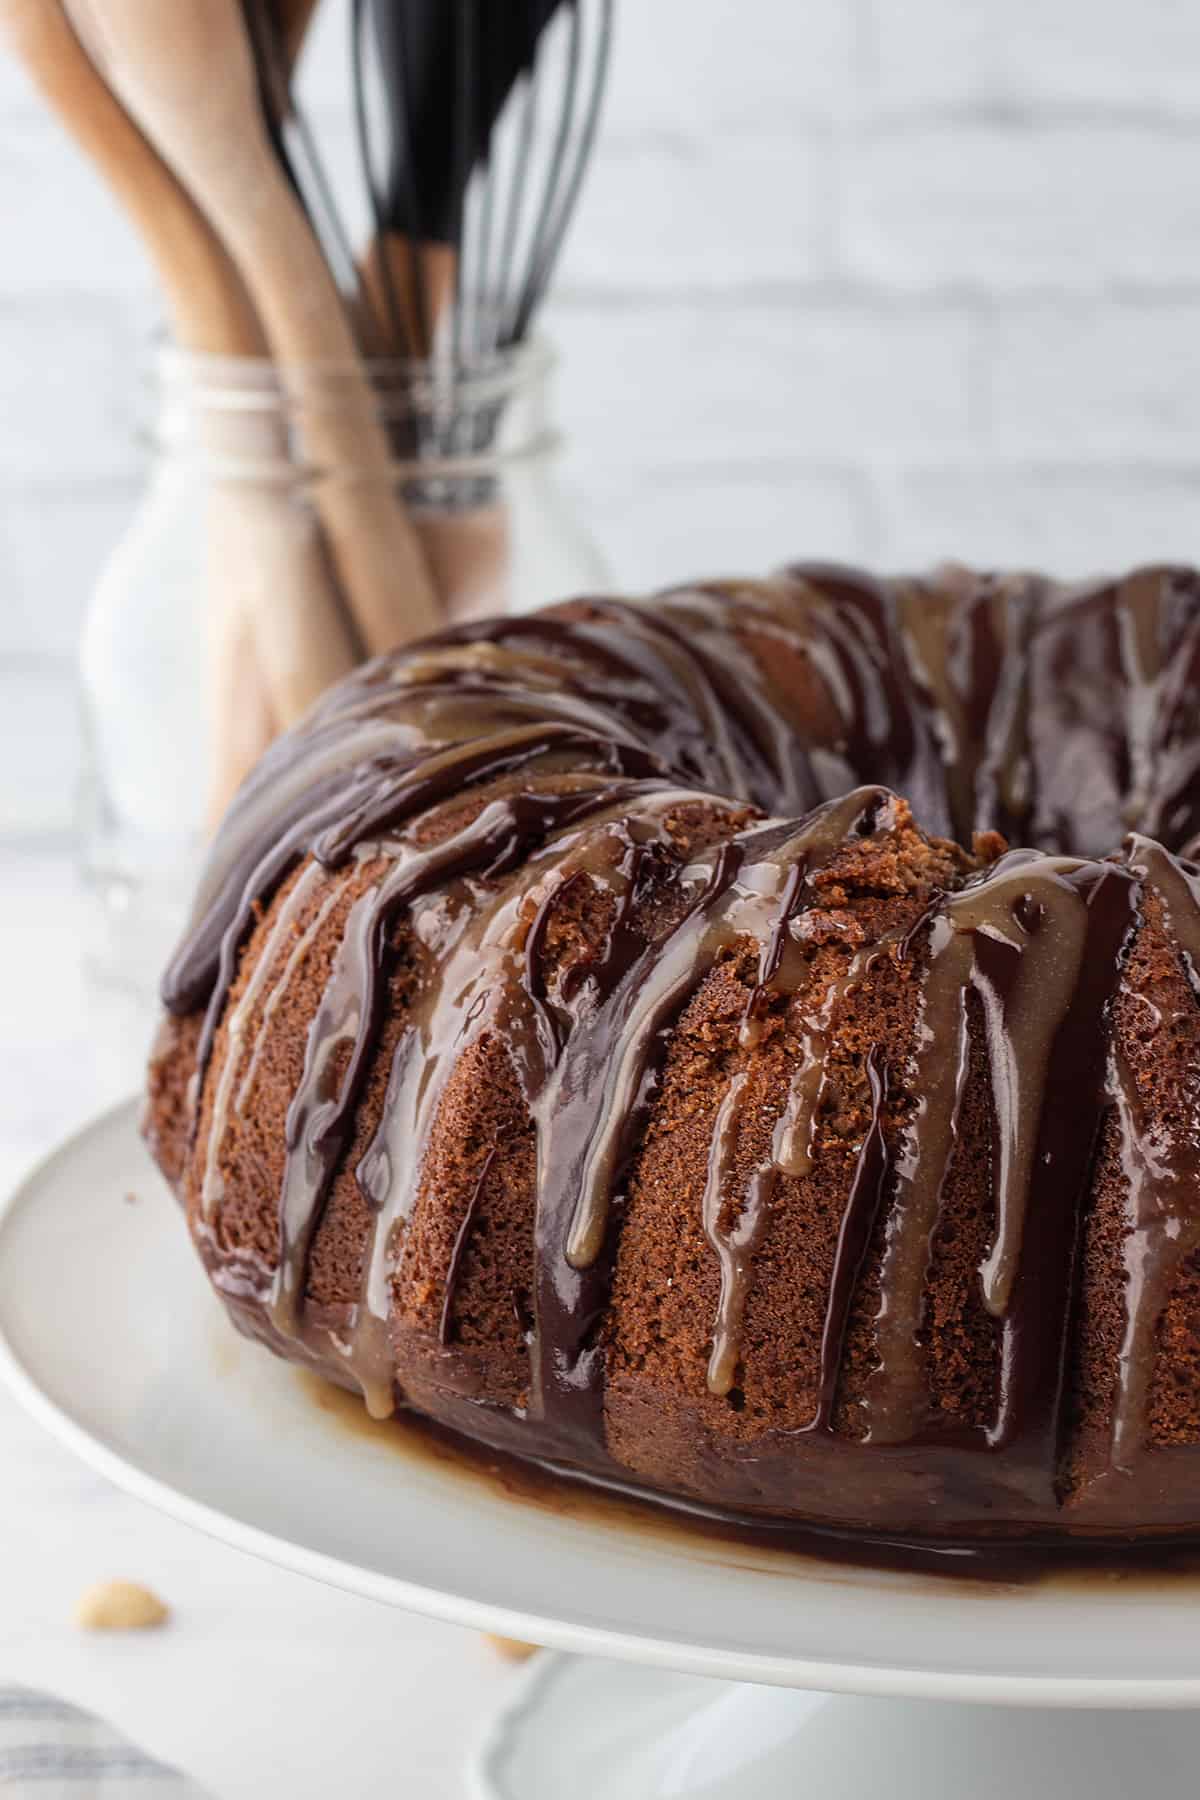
[352,0,613,360]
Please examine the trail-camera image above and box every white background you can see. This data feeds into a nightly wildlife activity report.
[3,4,1200,1790]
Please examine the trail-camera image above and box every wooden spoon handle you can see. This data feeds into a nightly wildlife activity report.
[0,0,260,356]
[358,235,457,360]
[205,397,360,721]
[206,0,331,818]
[416,504,512,624]
[1,0,359,820]
[71,0,441,658]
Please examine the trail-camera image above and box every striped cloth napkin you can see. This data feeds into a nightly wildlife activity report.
[0,1688,208,1796]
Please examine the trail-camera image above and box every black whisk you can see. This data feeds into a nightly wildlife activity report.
[351,0,613,364]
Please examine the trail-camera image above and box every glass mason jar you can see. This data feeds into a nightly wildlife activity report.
[77,340,609,1003]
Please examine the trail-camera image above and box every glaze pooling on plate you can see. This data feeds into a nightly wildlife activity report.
[147,563,1200,1545]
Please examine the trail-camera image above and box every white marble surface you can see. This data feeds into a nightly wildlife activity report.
[0,847,517,1797]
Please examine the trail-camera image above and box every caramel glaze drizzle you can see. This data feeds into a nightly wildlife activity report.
[164,567,1200,1489]
[529,790,894,1453]
[869,856,1139,1475]
[693,850,1138,1483]
[1107,836,1200,1472]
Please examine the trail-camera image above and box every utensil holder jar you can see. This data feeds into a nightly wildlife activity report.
[77,338,609,999]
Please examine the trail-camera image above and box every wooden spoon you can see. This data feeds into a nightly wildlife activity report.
[0,0,260,356]
[0,0,360,826]
[68,0,441,660]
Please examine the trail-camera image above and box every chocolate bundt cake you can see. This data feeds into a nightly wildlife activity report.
[146,562,1200,1547]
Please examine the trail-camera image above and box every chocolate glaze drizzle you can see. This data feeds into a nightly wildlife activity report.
[160,564,1200,1540]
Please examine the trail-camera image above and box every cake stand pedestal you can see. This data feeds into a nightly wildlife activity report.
[473,1657,1200,1799]
[3,1103,1200,1800]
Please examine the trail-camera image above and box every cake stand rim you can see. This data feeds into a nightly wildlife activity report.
[3,1097,1200,1713]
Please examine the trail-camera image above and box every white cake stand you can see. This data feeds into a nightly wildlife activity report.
[3,1103,1200,1800]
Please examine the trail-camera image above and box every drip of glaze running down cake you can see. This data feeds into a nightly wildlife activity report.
[145,562,1200,1546]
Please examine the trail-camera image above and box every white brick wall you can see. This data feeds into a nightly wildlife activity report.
[7,0,1200,837]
